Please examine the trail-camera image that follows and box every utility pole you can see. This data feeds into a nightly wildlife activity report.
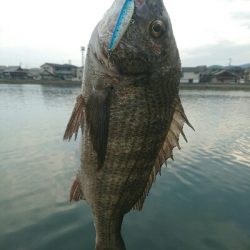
[228,58,232,67]
[81,46,85,68]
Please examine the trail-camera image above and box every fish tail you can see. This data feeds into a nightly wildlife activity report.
[94,214,126,250]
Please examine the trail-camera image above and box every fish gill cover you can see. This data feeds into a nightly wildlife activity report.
[108,0,135,51]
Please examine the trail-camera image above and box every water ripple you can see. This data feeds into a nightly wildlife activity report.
[1,86,250,250]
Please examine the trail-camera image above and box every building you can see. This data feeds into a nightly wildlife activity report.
[244,69,250,84]
[0,65,7,71]
[40,69,56,80]
[27,68,54,80]
[211,70,240,84]
[74,67,83,81]
[0,66,7,79]
[40,63,77,80]
[181,66,207,83]
[27,68,42,80]
[2,66,28,79]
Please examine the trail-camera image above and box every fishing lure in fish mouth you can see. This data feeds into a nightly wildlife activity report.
[108,0,135,51]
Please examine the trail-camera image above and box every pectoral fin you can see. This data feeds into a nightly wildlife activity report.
[63,94,85,141]
[86,87,113,169]
[133,97,194,210]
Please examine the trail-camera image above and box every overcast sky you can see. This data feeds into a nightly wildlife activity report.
[0,0,249,68]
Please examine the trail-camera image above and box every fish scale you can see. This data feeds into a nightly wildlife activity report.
[92,84,170,211]
[89,85,171,249]
[64,0,193,249]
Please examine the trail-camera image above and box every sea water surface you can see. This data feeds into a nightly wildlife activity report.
[0,84,250,250]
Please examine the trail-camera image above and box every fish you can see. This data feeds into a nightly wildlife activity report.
[64,0,194,249]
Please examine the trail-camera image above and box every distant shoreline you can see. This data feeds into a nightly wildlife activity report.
[180,83,250,91]
[0,79,82,85]
[1,79,250,90]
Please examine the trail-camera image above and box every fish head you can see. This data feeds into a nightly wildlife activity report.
[98,0,181,78]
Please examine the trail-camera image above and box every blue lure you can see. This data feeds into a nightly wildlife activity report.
[108,0,135,51]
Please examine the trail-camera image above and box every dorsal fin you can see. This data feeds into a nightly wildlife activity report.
[133,97,194,210]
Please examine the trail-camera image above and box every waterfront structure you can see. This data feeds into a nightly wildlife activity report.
[2,66,28,79]
[75,67,83,81]
[1,63,249,84]
[181,66,207,83]
[40,69,56,80]
[0,66,7,71]
[210,70,240,84]
[40,63,77,80]
[244,69,250,84]
[0,66,7,79]
[27,68,56,80]
[27,68,42,80]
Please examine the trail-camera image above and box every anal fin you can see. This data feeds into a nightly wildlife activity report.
[70,176,84,202]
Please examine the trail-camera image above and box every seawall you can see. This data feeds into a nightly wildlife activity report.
[1,80,250,90]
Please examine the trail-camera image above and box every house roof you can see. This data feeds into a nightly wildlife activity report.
[40,69,55,76]
[0,66,7,73]
[3,66,24,73]
[41,63,77,69]
[182,66,207,73]
[213,70,238,77]
[28,68,42,76]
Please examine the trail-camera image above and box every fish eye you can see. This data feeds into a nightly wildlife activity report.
[149,20,166,38]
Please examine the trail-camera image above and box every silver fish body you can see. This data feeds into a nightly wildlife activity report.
[64,0,193,249]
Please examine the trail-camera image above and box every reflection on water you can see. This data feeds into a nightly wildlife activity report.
[0,84,250,250]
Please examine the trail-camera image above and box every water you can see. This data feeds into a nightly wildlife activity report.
[0,84,250,250]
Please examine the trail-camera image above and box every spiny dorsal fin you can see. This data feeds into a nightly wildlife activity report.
[63,94,85,141]
[132,97,194,210]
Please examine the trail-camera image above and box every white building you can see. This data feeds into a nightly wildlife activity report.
[181,66,207,84]
[40,63,77,80]
[73,67,83,81]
